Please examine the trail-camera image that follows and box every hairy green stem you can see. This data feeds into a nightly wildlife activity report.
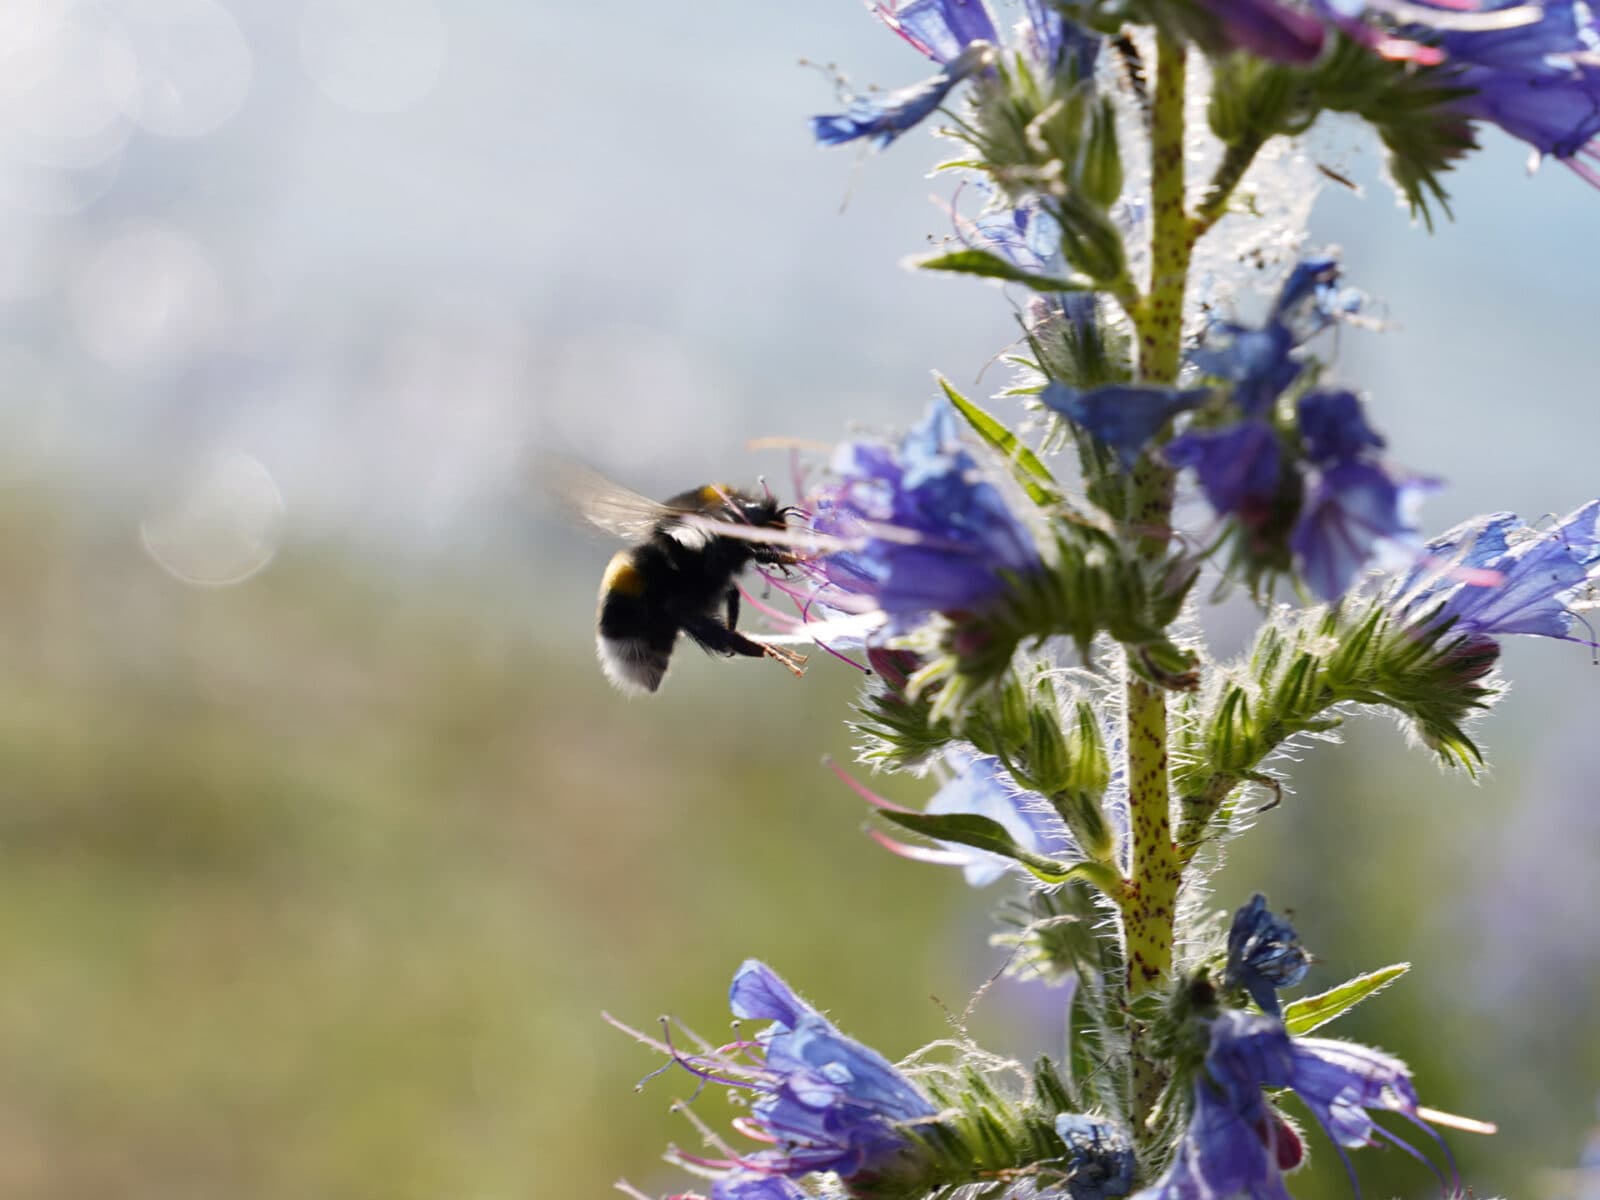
[1121,30,1192,1138]
[1134,31,1193,387]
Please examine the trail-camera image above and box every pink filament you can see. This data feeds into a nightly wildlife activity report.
[826,759,913,813]
[866,827,972,865]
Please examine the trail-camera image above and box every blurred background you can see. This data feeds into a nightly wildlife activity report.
[0,1,1595,1197]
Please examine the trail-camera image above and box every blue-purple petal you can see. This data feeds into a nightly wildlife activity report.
[1297,390,1385,466]
[711,1176,810,1200]
[1224,895,1309,1017]
[1041,381,1211,470]
[1165,421,1283,520]
[881,0,1002,63]
[730,959,813,1026]
[1189,324,1301,418]
[812,58,973,148]
[1055,1113,1137,1200]
[926,752,1073,886]
[1134,1080,1294,1200]
[725,962,936,1180]
[810,401,1043,622]
[1437,0,1600,170]
[1291,460,1434,601]
[1397,500,1600,642]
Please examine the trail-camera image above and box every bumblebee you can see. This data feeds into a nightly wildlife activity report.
[555,463,810,694]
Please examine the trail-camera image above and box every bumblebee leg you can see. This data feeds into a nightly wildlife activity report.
[760,641,809,677]
[681,613,807,678]
[681,613,767,658]
[751,545,801,569]
[725,587,741,631]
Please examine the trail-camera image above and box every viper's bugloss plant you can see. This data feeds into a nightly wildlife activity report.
[611,0,1597,1195]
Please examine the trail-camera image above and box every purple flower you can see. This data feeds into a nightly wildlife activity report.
[1165,421,1283,527]
[835,750,1075,885]
[1223,895,1309,1017]
[726,962,937,1178]
[1136,1078,1296,1200]
[1138,1011,1454,1200]
[1189,256,1355,419]
[711,1177,808,1200]
[1054,1113,1137,1200]
[622,964,938,1195]
[876,0,1001,62]
[1436,0,1600,186]
[925,751,1074,885]
[646,961,936,1191]
[1287,387,1434,602]
[813,0,1098,149]
[808,402,1043,624]
[1190,325,1303,420]
[1194,0,1537,67]
[962,198,1113,349]
[1290,459,1437,601]
[968,195,1066,275]
[1296,390,1385,465]
[1214,1013,1452,1182]
[1395,500,1600,644]
[1041,382,1213,470]
[812,42,993,149]
[1168,257,1430,598]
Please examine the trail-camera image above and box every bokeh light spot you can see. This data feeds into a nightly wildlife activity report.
[108,0,253,139]
[299,0,445,114]
[69,224,224,369]
[140,451,285,586]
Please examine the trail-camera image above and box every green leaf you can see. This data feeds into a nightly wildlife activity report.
[878,809,1119,892]
[937,375,1059,505]
[911,248,1093,294]
[1283,963,1409,1036]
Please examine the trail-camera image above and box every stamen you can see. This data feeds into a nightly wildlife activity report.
[1416,1106,1497,1136]
[747,436,833,453]
[738,583,802,627]
[825,756,913,812]
[669,1101,755,1166]
[752,611,889,646]
[621,1016,760,1093]
[602,1011,675,1056]
[1371,1120,1454,1195]
[867,827,973,865]
[731,1116,778,1143]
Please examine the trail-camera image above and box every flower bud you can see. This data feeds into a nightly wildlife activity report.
[1080,98,1124,209]
[1065,700,1111,796]
[1056,197,1128,285]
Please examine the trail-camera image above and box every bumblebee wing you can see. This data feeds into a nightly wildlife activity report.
[539,456,679,541]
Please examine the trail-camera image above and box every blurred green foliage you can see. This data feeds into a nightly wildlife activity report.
[0,496,1592,1198]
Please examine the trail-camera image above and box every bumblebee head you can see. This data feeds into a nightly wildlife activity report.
[717,489,792,531]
